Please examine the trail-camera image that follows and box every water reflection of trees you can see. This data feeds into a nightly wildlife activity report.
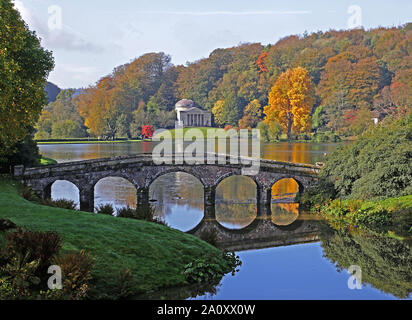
[215,176,257,229]
[215,204,257,229]
[94,177,137,211]
[150,172,204,218]
[271,203,299,226]
[319,223,412,299]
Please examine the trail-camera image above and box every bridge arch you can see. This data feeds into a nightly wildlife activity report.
[149,170,205,231]
[45,179,80,208]
[93,176,137,212]
[215,175,259,230]
[270,176,305,199]
[147,168,205,189]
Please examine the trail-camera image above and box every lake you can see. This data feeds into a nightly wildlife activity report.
[38,141,412,300]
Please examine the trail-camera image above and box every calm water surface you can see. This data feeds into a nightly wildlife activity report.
[38,141,412,300]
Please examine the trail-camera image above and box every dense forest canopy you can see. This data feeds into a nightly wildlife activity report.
[36,24,412,139]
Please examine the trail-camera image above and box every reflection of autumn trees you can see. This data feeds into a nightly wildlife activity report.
[216,176,256,202]
[271,203,299,226]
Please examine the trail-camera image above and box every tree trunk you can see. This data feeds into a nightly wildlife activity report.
[286,115,293,140]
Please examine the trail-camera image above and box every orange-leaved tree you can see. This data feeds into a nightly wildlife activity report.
[264,67,315,139]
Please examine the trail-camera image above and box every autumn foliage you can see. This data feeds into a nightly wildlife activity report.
[141,125,154,139]
[34,23,412,141]
[256,52,269,73]
[264,67,315,139]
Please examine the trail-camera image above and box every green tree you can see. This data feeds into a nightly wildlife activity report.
[52,120,87,139]
[36,89,87,139]
[0,0,54,164]
[320,111,412,199]
[257,121,282,142]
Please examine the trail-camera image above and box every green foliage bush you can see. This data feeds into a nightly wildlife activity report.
[257,121,282,142]
[43,198,77,210]
[312,131,341,143]
[112,269,138,300]
[117,204,168,226]
[183,251,241,284]
[0,133,41,174]
[320,113,412,199]
[297,178,337,210]
[96,203,115,215]
[320,199,393,229]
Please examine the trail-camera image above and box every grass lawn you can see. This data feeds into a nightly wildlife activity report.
[153,127,239,139]
[0,178,223,298]
[40,157,58,165]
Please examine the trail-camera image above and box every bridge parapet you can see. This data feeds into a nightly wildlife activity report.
[14,153,320,179]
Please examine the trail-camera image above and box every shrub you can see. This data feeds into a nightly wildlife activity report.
[5,229,62,272]
[183,251,241,284]
[116,206,136,218]
[297,178,337,210]
[96,203,115,215]
[117,204,167,226]
[53,250,94,300]
[0,219,17,232]
[19,185,39,202]
[320,112,412,199]
[40,198,77,210]
[0,252,41,298]
[112,269,137,300]
[51,199,77,210]
[297,133,310,141]
[312,131,341,143]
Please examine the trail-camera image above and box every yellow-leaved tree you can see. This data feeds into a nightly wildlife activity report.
[264,67,315,139]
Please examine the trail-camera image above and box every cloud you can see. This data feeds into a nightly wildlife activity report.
[13,0,104,53]
[54,63,100,85]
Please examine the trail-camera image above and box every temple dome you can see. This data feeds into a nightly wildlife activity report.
[175,99,195,111]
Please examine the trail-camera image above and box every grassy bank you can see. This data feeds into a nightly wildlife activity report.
[40,157,58,165]
[0,178,225,299]
[315,195,412,238]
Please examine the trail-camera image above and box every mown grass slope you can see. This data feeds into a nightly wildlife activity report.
[0,178,222,298]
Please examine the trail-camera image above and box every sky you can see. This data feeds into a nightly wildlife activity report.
[13,0,412,89]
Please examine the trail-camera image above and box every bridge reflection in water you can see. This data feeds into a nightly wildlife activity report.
[187,204,319,252]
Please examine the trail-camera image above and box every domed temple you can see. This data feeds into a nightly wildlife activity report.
[175,99,212,127]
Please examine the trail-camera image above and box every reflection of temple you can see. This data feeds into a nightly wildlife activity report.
[175,99,212,127]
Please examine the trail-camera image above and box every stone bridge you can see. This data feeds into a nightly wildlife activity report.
[13,153,320,213]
